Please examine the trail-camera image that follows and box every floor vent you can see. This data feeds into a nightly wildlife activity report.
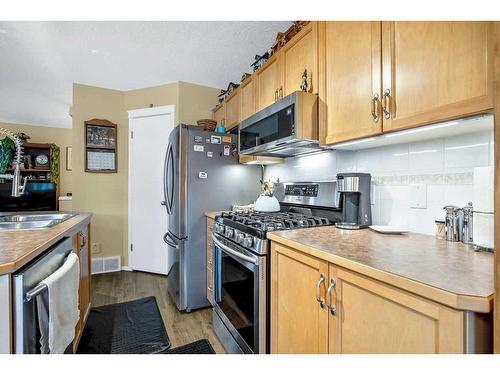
[91,256,121,274]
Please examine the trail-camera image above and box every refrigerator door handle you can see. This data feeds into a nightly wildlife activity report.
[163,144,173,214]
[168,143,175,214]
[163,231,178,249]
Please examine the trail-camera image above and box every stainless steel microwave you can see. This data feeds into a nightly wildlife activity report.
[238,91,321,158]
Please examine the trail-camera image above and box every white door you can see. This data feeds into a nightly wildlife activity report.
[128,106,175,274]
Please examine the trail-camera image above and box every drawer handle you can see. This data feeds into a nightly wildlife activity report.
[382,89,391,119]
[371,93,380,123]
[315,274,326,309]
[326,279,337,316]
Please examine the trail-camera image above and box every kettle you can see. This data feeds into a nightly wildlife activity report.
[254,194,280,212]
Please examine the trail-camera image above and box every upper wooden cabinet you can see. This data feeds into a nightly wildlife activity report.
[255,54,281,111]
[240,77,256,122]
[320,21,494,145]
[225,90,241,130]
[212,103,225,126]
[319,21,383,145]
[281,22,319,96]
[382,21,493,132]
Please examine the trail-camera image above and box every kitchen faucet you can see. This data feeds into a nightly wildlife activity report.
[0,128,27,197]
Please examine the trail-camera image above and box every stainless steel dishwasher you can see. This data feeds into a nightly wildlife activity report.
[12,237,75,353]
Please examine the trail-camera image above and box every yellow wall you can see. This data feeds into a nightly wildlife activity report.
[177,81,221,124]
[71,81,219,266]
[71,84,128,262]
[124,82,179,123]
[0,122,73,195]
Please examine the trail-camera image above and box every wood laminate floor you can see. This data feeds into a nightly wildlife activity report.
[91,271,226,353]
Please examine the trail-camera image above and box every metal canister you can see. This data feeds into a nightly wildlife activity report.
[443,205,463,242]
[462,202,474,244]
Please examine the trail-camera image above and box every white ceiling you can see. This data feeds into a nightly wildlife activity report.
[0,21,290,128]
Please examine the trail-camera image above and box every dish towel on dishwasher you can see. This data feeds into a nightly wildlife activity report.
[36,252,80,354]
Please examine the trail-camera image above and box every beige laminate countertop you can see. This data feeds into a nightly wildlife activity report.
[268,226,494,313]
[205,211,221,220]
[0,213,92,275]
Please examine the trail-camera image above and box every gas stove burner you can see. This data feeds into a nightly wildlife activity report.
[220,211,331,232]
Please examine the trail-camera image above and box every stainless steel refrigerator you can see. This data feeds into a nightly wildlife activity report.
[162,124,261,312]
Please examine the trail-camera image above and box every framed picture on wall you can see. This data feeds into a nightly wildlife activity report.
[66,146,72,171]
[84,119,117,173]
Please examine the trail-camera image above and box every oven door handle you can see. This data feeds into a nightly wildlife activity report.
[212,234,258,265]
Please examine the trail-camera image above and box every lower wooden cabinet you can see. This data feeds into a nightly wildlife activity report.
[271,243,468,354]
[73,223,91,352]
[206,217,214,305]
[271,244,329,354]
[328,265,464,354]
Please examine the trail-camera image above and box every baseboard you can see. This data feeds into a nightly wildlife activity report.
[121,266,133,272]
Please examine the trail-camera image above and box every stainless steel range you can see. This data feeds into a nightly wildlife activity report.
[211,181,341,354]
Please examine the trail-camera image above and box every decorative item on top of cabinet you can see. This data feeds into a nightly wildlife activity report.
[251,52,270,72]
[241,72,252,83]
[270,21,310,56]
[318,21,383,145]
[218,82,240,103]
[381,21,493,132]
[84,119,117,173]
[300,69,308,92]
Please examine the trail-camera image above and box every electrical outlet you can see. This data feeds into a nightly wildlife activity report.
[410,184,427,209]
[91,243,101,254]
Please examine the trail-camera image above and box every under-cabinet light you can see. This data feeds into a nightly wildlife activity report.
[384,121,460,138]
[330,137,378,148]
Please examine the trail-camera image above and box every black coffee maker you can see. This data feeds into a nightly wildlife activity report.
[335,173,372,229]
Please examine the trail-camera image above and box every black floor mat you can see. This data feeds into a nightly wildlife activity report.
[77,296,171,354]
[164,339,215,354]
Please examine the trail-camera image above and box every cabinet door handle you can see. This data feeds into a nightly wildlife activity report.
[279,86,283,99]
[78,231,86,249]
[274,89,278,102]
[382,89,391,119]
[315,274,326,308]
[326,279,337,316]
[371,93,380,123]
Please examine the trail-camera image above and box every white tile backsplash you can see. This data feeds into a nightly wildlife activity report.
[444,131,490,169]
[264,129,494,236]
[408,138,444,173]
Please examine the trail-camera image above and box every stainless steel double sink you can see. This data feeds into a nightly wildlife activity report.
[0,212,77,231]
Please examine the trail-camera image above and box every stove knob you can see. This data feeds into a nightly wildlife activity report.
[236,232,245,244]
[243,235,253,248]
[215,224,224,234]
[225,227,234,238]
